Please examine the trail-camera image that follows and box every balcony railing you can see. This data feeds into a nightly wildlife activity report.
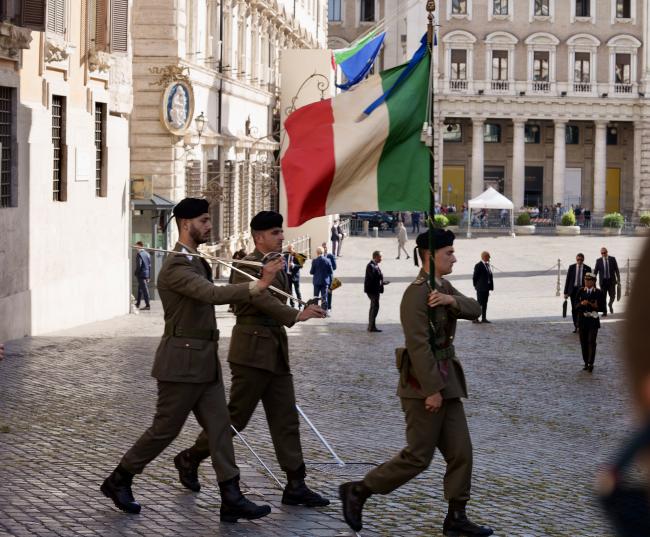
[491,80,509,92]
[531,81,551,93]
[573,82,592,93]
[449,79,468,92]
[614,83,633,94]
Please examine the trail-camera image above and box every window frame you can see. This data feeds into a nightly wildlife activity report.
[94,101,107,197]
[529,0,554,22]
[524,123,541,144]
[571,0,595,23]
[443,31,477,94]
[447,0,472,21]
[612,0,634,23]
[607,35,641,96]
[488,0,512,21]
[565,125,580,145]
[358,0,377,24]
[525,32,559,94]
[484,123,501,144]
[51,94,67,202]
[328,0,342,22]
[567,34,600,96]
[0,86,17,209]
[443,123,463,143]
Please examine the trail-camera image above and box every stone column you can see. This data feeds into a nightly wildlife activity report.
[593,120,608,215]
[471,118,485,198]
[512,119,526,210]
[552,120,567,206]
[634,120,650,213]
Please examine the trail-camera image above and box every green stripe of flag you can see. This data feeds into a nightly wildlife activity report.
[377,52,431,211]
[333,30,377,65]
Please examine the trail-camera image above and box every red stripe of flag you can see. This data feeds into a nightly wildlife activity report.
[281,99,336,227]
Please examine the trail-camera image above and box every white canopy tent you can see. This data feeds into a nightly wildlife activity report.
[466,187,515,238]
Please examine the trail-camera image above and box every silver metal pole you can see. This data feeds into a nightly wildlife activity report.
[231,425,284,490]
[296,404,345,466]
[556,258,561,297]
[626,257,631,297]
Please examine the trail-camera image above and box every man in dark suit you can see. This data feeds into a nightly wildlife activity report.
[564,253,591,332]
[364,251,387,332]
[594,246,620,315]
[310,247,333,311]
[576,273,605,372]
[330,220,340,257]
[321,243,337,312]
[101,198,281,521]
[472,251,494,323]
[134,241,152,310]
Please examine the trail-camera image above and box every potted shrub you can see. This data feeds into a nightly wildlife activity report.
[636,212,650,235]
[557,209,580,236]
[432,214,449,229]
[514,212,535,235]
[446,213,460,231]
[602,212,624,235]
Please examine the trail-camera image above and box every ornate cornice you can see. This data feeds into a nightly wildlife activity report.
[0,21,32,61]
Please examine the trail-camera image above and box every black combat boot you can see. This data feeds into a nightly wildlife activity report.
[443,500,493,537]
[218,475,272,523]
[339,480,372,532]
[100,465,141,514]
[282,464,330,507]
[174,448,207,492]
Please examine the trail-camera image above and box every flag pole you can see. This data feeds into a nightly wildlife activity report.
[426,1,437,289]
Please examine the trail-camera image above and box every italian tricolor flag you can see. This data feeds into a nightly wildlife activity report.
[281,47,431,227]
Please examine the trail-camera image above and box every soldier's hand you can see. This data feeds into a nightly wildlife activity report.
[297,304,326,321]
[428,290,456,308]
[258,258,284,290]
[425,392,443,413]
[564,294,568,299]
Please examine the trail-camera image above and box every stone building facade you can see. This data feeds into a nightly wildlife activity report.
[327,0,385,64]
[394,0,650,217]
[0,0,133,341]
[130,0,327,268]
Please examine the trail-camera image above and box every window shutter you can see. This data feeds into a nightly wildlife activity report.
[95,0,107,49]
[110,0,128,52]
[21,0,46,31]
[47,0,65,34]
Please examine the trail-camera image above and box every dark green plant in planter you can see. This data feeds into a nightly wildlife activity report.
[561,210,576,226]
[639,212,650,227]
[603,212,624,228]
[516,212,531,226]
[432,214,449,229]
[446,213,459,226]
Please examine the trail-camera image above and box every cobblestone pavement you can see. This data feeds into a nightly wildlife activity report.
[1,235,646,537]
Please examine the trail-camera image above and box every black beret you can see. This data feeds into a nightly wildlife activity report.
[415,229,455,251]
[250,211,283,231]
[173,198,210,219]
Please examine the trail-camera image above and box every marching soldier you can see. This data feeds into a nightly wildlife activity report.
[174,211,330,507]
[340,229,494,537]
[100,198,282,522]
[576,272,605,372]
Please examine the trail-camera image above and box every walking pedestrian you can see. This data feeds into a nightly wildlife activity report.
[134,241,152,310]
[321,243,337,312]
[564,253,591,333]
[340,230,493,537]
[174,211,329,509]
[336,220,345,256]
[330,220,340,257]
[310,247,333,311]
[283,244,303,308]
[576,273,605,372]
[594,247,620,315]
[100,198,282,522]
[411,211,421,234]
[472,252,494,323]
[364,251,388,332]
[396,222,410,260]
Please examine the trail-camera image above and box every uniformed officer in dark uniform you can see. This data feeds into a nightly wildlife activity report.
[101,198,282,523]
[340,230,494,537]
[576,272,605,372]
[174,211,330,507]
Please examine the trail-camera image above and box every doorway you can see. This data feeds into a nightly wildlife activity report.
[524,166,544,208]
[442,165,465,207]
[606,168,621,213]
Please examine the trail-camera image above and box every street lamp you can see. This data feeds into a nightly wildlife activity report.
[194,111,206,139]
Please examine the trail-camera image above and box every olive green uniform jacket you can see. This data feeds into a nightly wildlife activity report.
[363,270,482,501]
[121,242,257,482]
[193,248,306,473]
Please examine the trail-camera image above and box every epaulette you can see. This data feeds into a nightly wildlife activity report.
[412,276,427,286]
